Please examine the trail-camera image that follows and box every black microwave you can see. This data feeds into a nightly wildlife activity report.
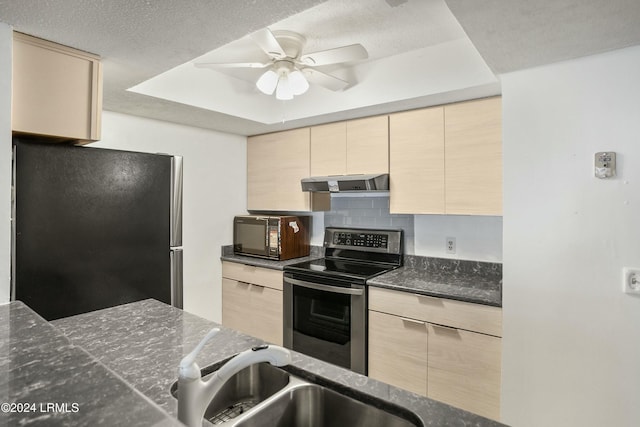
[233,215,310,260]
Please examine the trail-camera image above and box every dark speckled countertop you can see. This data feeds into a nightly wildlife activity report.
[0,301,181,427]
[222,246,502,307]
[52,299,505,427]
[368,256,502,307]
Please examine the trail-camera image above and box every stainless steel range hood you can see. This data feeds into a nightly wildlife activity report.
[301,173,389,193]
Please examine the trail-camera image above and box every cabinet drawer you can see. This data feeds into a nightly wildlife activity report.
[369,287,502,337]
[222,261,283,291]
[222,278,283,345]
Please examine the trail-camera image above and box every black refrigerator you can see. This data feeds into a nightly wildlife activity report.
[12,140,183,321]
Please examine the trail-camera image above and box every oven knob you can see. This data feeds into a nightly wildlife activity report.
[346,239,351,245]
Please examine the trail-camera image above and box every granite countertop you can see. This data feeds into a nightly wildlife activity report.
[222,246,502,307]
[52,299,505,427]
[220,245,323,270]
[368,256,502,307]
[0,301,181,426]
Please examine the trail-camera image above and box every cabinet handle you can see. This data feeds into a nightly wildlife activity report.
[250,284,265,290]
[400,317,426,326]
[431,323,460,334]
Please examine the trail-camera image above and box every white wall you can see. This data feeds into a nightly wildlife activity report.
[0,24,12,303]
[501,46,640,427]
[92,111,246,322]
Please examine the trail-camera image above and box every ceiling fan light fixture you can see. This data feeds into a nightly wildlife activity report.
[256,69,278,95]
[288,69,309,95]
[275,73,293,100]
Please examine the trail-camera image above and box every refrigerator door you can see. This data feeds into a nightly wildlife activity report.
[170,248,183,309]
[13,141,173,320]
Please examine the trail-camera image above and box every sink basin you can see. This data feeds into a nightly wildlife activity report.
[172,362,290,425]
[173,362,422,427]
[235,382,418,427]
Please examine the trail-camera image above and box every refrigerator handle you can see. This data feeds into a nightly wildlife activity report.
[170,248,184,309]
[170,156,183,247]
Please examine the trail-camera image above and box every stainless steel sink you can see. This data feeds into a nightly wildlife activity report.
[172,362,290,425]
[172,362,422,427]
[235,382,419,427]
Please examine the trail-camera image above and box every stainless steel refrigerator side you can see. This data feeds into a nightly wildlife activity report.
[170,156,183,247]
[10,145,16,301]
[170,248,183,309]
[170,156,184,309]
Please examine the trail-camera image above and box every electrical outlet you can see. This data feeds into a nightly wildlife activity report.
[623,268,640,295]
[446,237,456,254]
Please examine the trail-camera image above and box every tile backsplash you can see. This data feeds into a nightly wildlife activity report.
[324,195,415,254]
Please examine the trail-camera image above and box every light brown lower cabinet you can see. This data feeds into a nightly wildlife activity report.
[368,287,502,421]
[368,310,427,395]
[221,262,283,345]
[426,323,502,420]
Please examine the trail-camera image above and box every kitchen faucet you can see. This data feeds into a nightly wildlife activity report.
[177,328,291,427]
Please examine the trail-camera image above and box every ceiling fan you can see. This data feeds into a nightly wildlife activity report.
[195,28,368,100]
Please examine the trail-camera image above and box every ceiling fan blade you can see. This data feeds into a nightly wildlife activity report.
[300,44,368,66]
[194,62,270,69]
[250,28,286,58]
[302,68,350,91]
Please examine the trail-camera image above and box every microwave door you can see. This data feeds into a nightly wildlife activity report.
[234,217,270,257]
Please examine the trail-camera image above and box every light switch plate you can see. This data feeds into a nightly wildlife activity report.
[623,267,640,295]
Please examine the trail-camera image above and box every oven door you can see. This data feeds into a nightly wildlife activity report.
[283,274,366,375]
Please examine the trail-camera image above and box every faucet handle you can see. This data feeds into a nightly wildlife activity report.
[179,327,220,380]
[216,344,291,382]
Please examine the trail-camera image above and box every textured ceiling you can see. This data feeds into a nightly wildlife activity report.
[447,0,640,74]
[1,0,640,136]
[128,0,498,126]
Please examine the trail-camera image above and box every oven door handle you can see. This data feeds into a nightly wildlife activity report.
[284,277,364,296]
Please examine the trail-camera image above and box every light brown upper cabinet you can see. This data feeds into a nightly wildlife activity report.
[310,116,389,176]
[346,116,389,174]
[12,32,102,143]
[389,107,445,214]
[389,97,502,216]
[310,122,347,176]
[247,128,329,212]
[444,97,502,215]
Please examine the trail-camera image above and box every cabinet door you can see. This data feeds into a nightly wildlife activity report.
[12,32,102,142]
[247,128,311,212]
[310,122,347,176]
[389,107,445,214]
[222,278,283,345]
[346,116,389,174]
[368,310,427,396]
[444,97,502,215]
[427,324,501,421]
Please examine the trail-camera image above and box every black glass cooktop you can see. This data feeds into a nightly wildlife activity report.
[284,258,395,282]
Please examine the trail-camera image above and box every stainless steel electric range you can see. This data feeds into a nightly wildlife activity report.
[283,227,403,375]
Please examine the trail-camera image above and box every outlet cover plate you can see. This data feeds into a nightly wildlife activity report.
[446,237,456,254]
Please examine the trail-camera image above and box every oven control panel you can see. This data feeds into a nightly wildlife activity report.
[324,227,402,254]
[333,232,388,249]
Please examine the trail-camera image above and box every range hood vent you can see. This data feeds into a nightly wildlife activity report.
[301,173,389,193]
